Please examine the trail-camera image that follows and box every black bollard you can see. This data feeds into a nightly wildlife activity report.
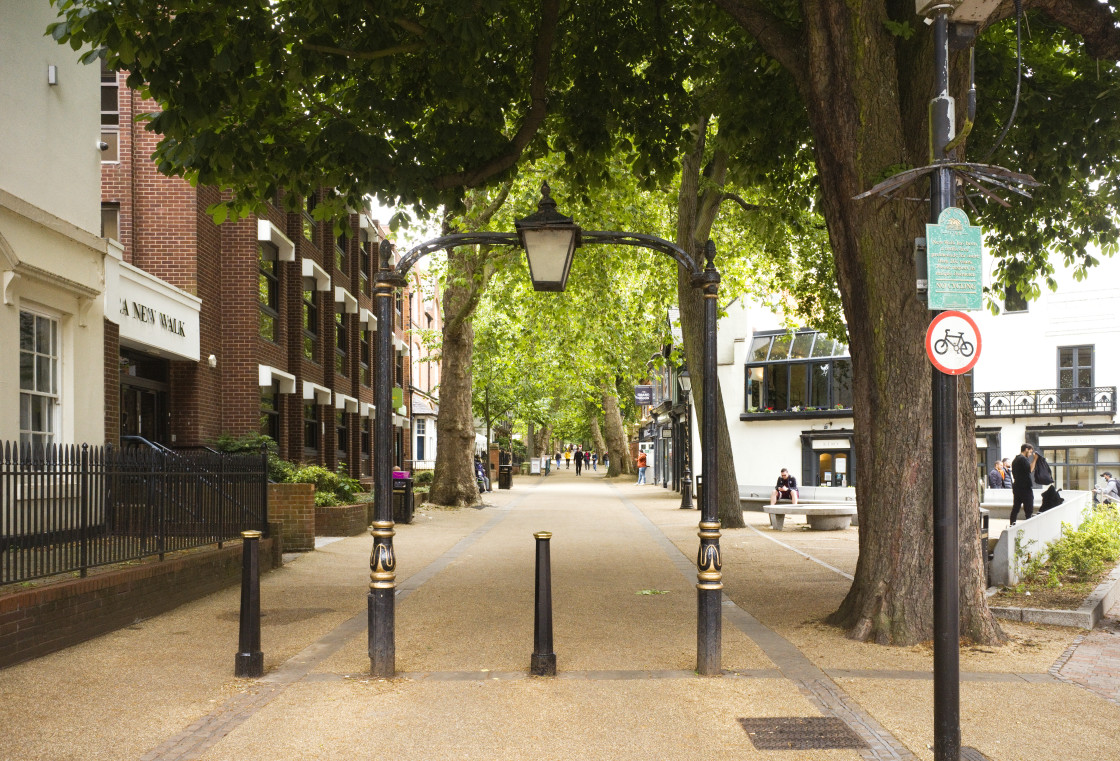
[234,530,263,677]
[530,531,557,676]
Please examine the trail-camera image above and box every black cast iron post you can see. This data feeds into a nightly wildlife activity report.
[929,8,961,761]
[235,529,263,677]
[695,242,722,676]
[369,239,401,678]
[530,531,557,676]
[679,402,693,510]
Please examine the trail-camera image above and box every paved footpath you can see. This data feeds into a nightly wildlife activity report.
[1,470,1118,761]
[1052,598,1120,706]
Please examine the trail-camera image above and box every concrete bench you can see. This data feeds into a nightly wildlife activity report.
[764,504,857,531]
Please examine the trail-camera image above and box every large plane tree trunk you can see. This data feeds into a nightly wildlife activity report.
[602,386,633,476]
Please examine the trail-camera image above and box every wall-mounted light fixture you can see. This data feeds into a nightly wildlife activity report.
[47,65,58,85]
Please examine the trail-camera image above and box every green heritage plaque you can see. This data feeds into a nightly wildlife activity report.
[926,207,983,310]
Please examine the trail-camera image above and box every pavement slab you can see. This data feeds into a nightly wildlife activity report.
[2,468,1118,761]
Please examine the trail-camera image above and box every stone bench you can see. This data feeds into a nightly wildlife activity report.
[764,504,857,531]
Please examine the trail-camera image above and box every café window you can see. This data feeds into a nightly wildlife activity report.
[302,287,318,362]
[258,243,280,342]
[303,402,320,453]
[260,383,280,441]
[1041,445,1120,492]
[745,331,852,413]
[335,311,348,377]
[19,310,60,448]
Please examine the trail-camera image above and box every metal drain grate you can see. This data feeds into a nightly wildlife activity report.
[738,717,868,750]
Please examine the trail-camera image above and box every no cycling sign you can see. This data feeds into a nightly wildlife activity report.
[925,311,981,375]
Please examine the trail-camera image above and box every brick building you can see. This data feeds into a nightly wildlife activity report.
[101,71,412,478]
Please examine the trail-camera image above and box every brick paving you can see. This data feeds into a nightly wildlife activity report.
[1052,599,1120,706]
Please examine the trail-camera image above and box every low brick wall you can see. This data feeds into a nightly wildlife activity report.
[0,537,277,669]
[315,502,369,537]
[269,482,315,552]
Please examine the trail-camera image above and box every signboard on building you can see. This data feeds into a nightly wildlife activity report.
[634,385,653,405]
[114,261,201,361]
[926,207,983,310]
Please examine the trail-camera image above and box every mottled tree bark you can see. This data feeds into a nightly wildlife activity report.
[590,416,607,463]
[602,386,633,476]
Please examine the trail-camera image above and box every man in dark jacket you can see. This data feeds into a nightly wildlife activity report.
[1010,444,1037,525]
[770,468,799,505]
[987,461,1010,489]
[574,448,584,475]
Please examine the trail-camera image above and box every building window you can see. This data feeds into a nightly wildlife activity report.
[303,403,320,454]
[745,331,851,413]
[101,203,120,241]
[361,418,371,475]
[260,383,280,442]
[335,311,348,377]
[396,351,404,388]
[335,235,347,274]
[1058,346,1093,406]
[415,418,426,461]
[302,287,318,362]
[100,60,119,162]
[1003,284,1028,313]
[359,328,371,387]
[1041,445,1120,492]
[258,243,279,342]
[302,195,316,243]
[359,239,370,295]
[19,310,59,448]
[336,410,349,470]
[395,290,403,329]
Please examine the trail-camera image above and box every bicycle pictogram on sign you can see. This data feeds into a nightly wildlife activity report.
[925,311,981,375]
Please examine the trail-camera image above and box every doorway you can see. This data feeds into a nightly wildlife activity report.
[119,348,170,445]
[817,451,849,487]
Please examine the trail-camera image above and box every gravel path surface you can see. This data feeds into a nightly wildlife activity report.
[2,469,1117,761]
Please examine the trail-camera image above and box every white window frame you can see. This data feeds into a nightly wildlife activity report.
[19,308,61,448]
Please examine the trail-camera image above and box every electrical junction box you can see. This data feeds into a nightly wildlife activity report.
[915,0,1000,23]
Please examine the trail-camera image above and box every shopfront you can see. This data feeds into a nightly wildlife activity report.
[111,261,200,446]
[1032,428,1120,492]
[799,430,857,487]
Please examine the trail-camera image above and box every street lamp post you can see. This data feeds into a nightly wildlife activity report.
[369,183,722,677]
[678,369,693,510]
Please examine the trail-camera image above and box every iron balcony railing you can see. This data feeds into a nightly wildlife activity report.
[1,441,268,586]
[971,386,1117,418]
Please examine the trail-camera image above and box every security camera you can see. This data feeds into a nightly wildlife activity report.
[97,141,109,151]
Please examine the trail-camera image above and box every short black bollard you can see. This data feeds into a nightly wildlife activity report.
[530,531,557,676]
[234,530,263,677]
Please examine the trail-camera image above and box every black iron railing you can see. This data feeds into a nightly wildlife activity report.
[971,386,1117,418]
[1,441,268,586]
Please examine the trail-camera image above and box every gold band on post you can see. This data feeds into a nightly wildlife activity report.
[241,530,262,539]
[369,520,397,589]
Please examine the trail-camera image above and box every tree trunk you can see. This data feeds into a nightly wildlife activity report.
[674,122,745,529]
[429,253,482,506]
[782,4,1002,645]
[590,415,607,461]
[602,387,633,476]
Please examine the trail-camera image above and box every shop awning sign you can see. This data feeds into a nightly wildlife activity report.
[634,385,653,406]
[926,207,982,311]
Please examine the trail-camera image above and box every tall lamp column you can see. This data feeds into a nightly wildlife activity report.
[678,369,693,510]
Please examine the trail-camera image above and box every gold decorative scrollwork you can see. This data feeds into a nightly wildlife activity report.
[369,520,396,589]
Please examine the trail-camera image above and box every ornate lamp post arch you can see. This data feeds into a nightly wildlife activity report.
[369,184,723,677]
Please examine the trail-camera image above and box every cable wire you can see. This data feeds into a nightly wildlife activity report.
[982,0,1023,163]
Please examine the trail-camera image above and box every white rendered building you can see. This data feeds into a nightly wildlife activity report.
[715,248,1120,501]
[0,1,112,447]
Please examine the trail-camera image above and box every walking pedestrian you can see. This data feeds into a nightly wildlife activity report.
[555,451,561,471]
[591,452,598,471]
[636,451,647,484]
[1010,443,1037,525]
[574,448,584,475]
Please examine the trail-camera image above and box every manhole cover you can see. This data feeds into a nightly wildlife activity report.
[738,717,868,750]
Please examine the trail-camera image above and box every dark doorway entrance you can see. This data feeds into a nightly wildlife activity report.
[120,348,170,445]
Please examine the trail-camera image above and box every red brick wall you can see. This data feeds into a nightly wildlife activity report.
[104,319,120,446]
[268,482,315,552]
[0,537,277,669]
[314,503,368,537]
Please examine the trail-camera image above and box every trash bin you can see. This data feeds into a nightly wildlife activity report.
[694,474,703,510]
[520,461,530,475]
[498,464,513,490]
[392,475,414,524]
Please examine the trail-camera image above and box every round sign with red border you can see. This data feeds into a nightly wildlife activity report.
[925,311,981,375]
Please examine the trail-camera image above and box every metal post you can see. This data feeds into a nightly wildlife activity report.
[679,402,693,510]
[79,444,89,578]
[930,10,961,761]
[530,531,557,676]
[235,529,263,677]
[369,239,398,678]
[696,241,722,676]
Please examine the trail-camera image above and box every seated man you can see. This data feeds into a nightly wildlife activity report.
[475,456,492,493]
[770,468,799,505]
